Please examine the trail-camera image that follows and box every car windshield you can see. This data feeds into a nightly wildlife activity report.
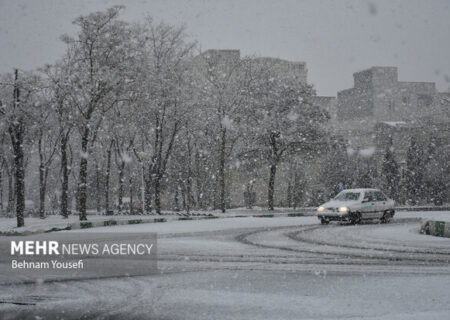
[334,192,360,201]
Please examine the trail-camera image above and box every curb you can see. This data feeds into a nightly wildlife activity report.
[253,214,275,218]
[0,217,170,236]
[0,211,313,236]
[396,206,450,212]
[69,217,169,230]
[420,219,450,238]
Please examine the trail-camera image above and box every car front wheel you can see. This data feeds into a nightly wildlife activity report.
[320,218,330,225]
[350,211,361,225]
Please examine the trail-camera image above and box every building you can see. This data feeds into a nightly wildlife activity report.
[197,49,308,84]
[191,52,449,206]
[198,49,241,65]
[193,50,319,206]
[333,67,449,168]
[252,56,308,84]
[310,96,337,130]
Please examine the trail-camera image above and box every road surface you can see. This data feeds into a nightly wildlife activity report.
[1,212,449,319]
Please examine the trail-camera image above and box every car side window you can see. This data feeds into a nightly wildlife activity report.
[375,192,387,201]
[364,191,374,202]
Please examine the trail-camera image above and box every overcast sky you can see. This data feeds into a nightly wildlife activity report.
[0,0,449,96]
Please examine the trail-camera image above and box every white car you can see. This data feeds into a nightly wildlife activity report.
[317,188,395,225]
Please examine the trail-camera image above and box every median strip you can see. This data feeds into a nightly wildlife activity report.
[178,217,193,221]
[287,213,304,217]
[1,210,316,235]
[420,220,450,238]
[80,222,93,229]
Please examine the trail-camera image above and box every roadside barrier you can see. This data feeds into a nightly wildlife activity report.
[420,220,450,238]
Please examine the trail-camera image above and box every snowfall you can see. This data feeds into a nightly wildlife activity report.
[0,209,449,320]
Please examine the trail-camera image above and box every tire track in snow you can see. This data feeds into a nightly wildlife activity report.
[234,221,450,267]
[288,223,450,256]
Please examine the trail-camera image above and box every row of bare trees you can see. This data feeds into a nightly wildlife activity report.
[0,7,328,227]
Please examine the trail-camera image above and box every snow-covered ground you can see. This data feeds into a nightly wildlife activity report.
[71,210,450,234]
[1,270,449,320]
[0,214,122,233]
[1,207,448,234]
[0,207,313,233]
[1,210,449,319]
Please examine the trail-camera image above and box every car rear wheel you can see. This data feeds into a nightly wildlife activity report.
[381,211,392,224]
[350,211,361,225]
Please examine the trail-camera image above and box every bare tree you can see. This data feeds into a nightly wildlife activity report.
[34,99,60,219]
[0,134,6,215]
[132,19,196,214]
[42,61,76,218]
[243,61,328,210]
[104,139,114,215]
[114,136,134,214]
[61,6,131,220]
[194,51,251,212]
[0,70,39,226]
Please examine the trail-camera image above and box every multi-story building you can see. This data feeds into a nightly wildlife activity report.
[196,49,241,65]
[252,56,308,84]
[335,66,449,168]
[331,67,449,149]
[191,51,449,206]
[197,49,308,84]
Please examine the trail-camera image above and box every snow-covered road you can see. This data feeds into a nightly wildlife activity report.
[1,211,449,319]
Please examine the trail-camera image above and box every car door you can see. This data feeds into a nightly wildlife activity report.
[374,191,388,218]
[361,191,377,219]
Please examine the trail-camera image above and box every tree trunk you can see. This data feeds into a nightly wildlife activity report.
[75,187,81,213]
[186,137,192,215]
[13,145,25,226]
[195,155,203,209]
[154,175,162,214]
[293,172,298,210]
[181,186,186,212]
[268,163,277,211]
[186,178,192,215]
[38,136,46,219]
[195,176,204,209]
[0,167,3,213]
[173,186,180,212]
[60,134,69,218]
[7,169,14,213]
[39,164,46,219]
[129,174,134,215]
[219,128,226,213]
[144,170,152,214]
[9,71,25,227]
[287,183,292,208]
[105,141,112,215]
[78,127,89,221]
[212,176,218,210]
[140,164,145,214]
[95,160,101,214]
[196,179,203,209]
[117,161,125,213]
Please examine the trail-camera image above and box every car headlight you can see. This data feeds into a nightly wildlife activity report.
[338,207,349,213]
[317,206,325,212]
